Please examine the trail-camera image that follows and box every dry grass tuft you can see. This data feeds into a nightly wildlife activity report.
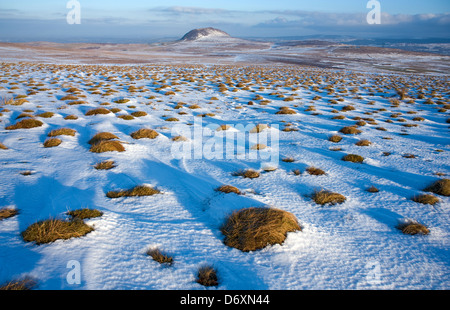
[339,126,362,135]
[216,185,241,195]
[0,277,37,290]
[48,128,76,137]
[355,139,372,146]
[172,135,188,142]
[232,169,260,179]
[130,128,159,140]
[36,112,54,118]
[275,107,297,114]
[251,143,267,150]
[88,132,119,145]
[0,142,8,150]
[0,207,18,220]
[43,138,62,148]
[424,179,450,196]
[22,219,94,245]
[397,221,430,235]
[328,135,343,143]
[306,167,326,175]
[89,140,125,153]
[412,194,440,205]
[367,186,379,193]
[312,190,346,205]
[94,160,116,170]
[250,124,269,133]
[106,185,160,198]
[85,108,111,116]
[221,207,301,252]
[196,265,219,287]
[64,115,78,120]
[6,119,44,130]
[67,208,103,220]
[342,154,364,163]
[146,248,174,266]
[216,124,231,131]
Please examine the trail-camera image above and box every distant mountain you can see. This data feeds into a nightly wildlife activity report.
[180,28,231,41]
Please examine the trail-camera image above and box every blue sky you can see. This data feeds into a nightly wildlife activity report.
[0,0,449,42]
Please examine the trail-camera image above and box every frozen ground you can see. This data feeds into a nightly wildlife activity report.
[0,56,449,290]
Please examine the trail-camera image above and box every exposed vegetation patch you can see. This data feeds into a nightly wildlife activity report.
[0,207,18,220]
[22,219,94,245]
[221,207,301,252]
[312,190,346,205]
[196,265,219,287]
[67,208,103,220]
[130,128,159,140]
[146,248,174,266]
[6,119,43,130]
[424,179,450,196]
[106,185,160,198]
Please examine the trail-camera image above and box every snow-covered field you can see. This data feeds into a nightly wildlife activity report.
[0,61,449,290]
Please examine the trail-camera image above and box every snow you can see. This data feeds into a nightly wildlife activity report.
[0,61,449,290]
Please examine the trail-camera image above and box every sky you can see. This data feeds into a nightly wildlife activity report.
[0,0,449,42]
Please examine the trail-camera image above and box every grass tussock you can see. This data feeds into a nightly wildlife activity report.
[130,128,159,140]
[43,138,62,148]
[339,126,362,135]
[0,207,18,220]
[0,277,37,290]
[85,108,111,116]
[216,185,241,195]
[424,179,450,196]
[67,208,103,220]
[275,107,297,114]
[328,135,343,143]
[196,265,219,287]
[106,185,160,198]
[146,248,174,266]
[355,139,372,146]
[306,167,326,175]
[250,124,269,133]
[36,112,54,118]
[6,119,44,130]
[312,190,346,205]
[22,219,94,245]
[232,169,260,179]
[48,128,76,137]
[89,140,125,153]
[0,142,8,150]
[88,132,119,145]
[412,194,440,205]
[342,154,364,163]
[94,160,116,170]
[221,207,301,252]
[397,221,430,235]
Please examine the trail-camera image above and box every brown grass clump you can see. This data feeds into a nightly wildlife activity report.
[172,135,188,142]
[367,186,379,193]
[22,219,94,245]
[0,207,18,220]
[355,139,372,146]
[339,126,362,135]
[216,124,231,131]
[312,190,346,205]
[216,185,241,195]
[36,112,54,118]
[397,221,430,235]
[90,140,125,153]
[117,114,134,120]
[146,248,174,266]
[250,124,269,133]
[48,128,76,137]
[85,108,111,116]
[328,135,343,143]
[6,119,44,130]
[232,169,260,179]
[342,154,364,163]
[67,208,103,220]
[130,128,159,140]
[275,107,296,114]
[196,265,219,287]
[251,143,267,150]
[424,179,450,196]
[131,111,147,117]
[306,167,326,175]
[88,132,119,145]
[0,277,37,290]
[64,115,78,120]
[94,160,116,170]
[43,138,62,148]
[0,142,8,150]
[221,207,301,252]
[106,185,160,198]
[412,194,440,205]
[165,117,179,122]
